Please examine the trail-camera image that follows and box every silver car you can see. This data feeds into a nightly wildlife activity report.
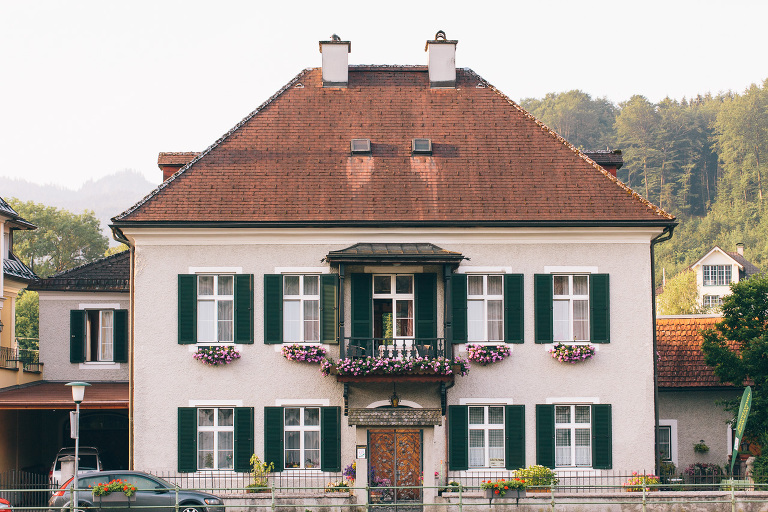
[49,447,103,487]
[48,470,224,512]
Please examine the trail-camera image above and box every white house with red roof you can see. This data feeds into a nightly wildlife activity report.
[690,244,761,310]
[110,33,676,498]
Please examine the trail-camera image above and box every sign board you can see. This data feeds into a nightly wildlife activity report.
[356,445,367,459]
[70,411,79,439]
[730,386,752,475]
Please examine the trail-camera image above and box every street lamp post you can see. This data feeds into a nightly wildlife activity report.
[66,382,90,512]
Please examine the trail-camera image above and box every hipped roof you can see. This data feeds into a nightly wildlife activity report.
[113,67,674,228]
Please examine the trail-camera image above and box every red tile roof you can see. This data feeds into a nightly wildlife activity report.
[0,381,128,409]
[657,316,739,389]
[113,67,674,226]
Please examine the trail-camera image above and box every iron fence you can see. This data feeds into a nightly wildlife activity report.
[0,470,51,508]
[148,471,344,494]
[0,347,40,371]
[340,338,446,360]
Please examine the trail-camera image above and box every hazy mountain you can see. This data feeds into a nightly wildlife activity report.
[0,170,159,242]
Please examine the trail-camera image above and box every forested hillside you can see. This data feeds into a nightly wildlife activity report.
[521,79,768,281]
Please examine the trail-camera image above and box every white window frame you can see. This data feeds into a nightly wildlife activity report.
[78,304,120,363]
[552,274,590,342]
[468,404,506,468]
[703,294,722,308]
[658,420,678,466]
[197,407,235,471]
[703,265,732,286]
[372,274,415,340]
[282,274,321,343]
[283,406,321,470]
[467,274,504,343]
[554,404,592,468]
[197,274,235,343]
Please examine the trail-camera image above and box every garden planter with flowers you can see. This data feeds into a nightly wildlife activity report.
[549,343,595,363]
[321,356,470,380]
[282,344,326,363]
[481,479,526,499]
[466,344,511,366]
[92,479,137,502]
[194,346,241,366]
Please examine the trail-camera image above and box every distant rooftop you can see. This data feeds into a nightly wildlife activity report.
[28,251,129,292]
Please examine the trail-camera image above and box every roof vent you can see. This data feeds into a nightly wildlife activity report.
[412,138,432,155]
[351,139,371,154]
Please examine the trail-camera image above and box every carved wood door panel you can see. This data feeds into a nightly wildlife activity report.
[369,429,422,503]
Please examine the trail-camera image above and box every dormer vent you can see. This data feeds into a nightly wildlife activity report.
[425,30,458,88]
[351,139,371,154]
[412,138,432,155]
[319,35,351,87]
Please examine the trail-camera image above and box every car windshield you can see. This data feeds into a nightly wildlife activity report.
[56,454,99,471]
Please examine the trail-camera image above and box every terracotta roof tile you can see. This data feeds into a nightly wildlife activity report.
[113,67,674,226]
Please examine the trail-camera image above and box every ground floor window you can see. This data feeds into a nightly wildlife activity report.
[197,408,234,470]
[284,407,321,469]
[468,405,505,468]
[555,405,591,467]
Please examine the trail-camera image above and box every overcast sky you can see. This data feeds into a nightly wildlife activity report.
[1,0,766,189]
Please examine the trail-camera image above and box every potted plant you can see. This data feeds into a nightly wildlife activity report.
[466,344,511,366]
[193,346,241,366]
[549,343,596,363]
[622,472,660,492]
[281,344,327,363]
[481,478,526,499]
[246,454,274,493]
[693,440,710,453]
[91,479,138,502]
[514,465,558,492]
[324,481,351,493]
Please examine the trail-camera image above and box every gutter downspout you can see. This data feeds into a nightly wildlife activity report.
[111,226,135,470]
[651,224,675,476]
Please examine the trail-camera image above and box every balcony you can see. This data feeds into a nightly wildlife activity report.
[340,337,447,360]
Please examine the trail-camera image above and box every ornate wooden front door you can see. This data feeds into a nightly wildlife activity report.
[368,429,422,503]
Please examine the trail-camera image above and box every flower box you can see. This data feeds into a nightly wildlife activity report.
[99,493,137,503]
[484,488,526,499]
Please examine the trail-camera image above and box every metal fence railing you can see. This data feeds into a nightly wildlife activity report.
[149,471,344,494]
[0,347,41,371]
[0,470,51,508]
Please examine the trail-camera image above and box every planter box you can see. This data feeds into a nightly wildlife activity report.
[484,488,526,499]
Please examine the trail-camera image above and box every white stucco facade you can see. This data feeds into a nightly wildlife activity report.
[691,248,742,308]
[125,226,662,476]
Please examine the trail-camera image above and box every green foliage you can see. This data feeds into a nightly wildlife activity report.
[248,454,274,491]
[701,273,768,436]
[104,244,129,257]
[753,453,768,484]
[657,270,702,315]
[7,198,108,278]
[513,465,558,487]
[14,290,38,349]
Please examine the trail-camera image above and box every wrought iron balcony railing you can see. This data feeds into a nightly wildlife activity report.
[340,337,446,360]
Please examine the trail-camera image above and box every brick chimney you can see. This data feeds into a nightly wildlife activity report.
[158,152,200,181]
[737,242,744,256]
[319,34,351,87]
[584,150,623,177]
[425,30,457,88]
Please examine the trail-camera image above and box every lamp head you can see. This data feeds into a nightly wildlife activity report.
[66,382,91,404]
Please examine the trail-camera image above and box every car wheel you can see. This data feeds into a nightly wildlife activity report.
[74,502,92,512]
[179,505,201,512]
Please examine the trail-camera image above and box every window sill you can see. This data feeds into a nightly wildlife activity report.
[188,344,242,353]
[79,362,121,369]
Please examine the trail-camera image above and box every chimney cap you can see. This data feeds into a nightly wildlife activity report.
[319,35,351,53]
[425,30,458,51]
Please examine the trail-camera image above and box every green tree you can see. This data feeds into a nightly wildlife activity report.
[701,273,768,436]
[15,290,39,350]
[657,270,701,315]
[7,199,108,278]
[615,95,661,201]
[105,244,129,257]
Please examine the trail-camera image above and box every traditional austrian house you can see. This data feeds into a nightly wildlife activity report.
[656,315,743,473]
[110,33,675,498]
[690,244,760,310]
[0,251,130,474]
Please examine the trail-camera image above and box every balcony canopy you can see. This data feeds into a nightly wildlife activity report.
[325,243,465,266]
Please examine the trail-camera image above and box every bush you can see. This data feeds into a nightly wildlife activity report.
[514,465,558,488]
[753,455,768,484]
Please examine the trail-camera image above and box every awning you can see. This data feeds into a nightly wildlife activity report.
[0,381,128,410]
[326,243,465,265]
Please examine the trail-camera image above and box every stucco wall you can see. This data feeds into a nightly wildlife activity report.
[659,389,741,472]
[128,227,659,475]
[694,251,740,305]
[38,292,129,381]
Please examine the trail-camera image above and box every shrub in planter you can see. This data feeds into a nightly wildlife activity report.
[480,478,526,497]
[514,465,558,488]
[622,472,660,492]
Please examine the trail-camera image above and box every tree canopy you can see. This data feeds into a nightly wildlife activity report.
[657,270,701,316]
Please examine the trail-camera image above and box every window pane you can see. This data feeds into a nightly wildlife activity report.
[285,450,300,468]
[488,406,504,425]
[555,406,570,424]
[488,301,503,341]
[553,275,569,295]
[573,275,589,295]
[468,275,484,296]
[467,301,484,342]
[555,429,571,466]
[304,276,319,296]
[304,408,320,426]
[469,430,485,467]
[373,276,391,294]
[573,300,589,341]
[396,300,413,337]
[305,430,320,450]
[469,407,484,425]
[304,300,320,341]
[575,429,591,466]
[487,275,503,295]
[198,432,214,469]
[489,429,505,467]
[218,300,234,341]
[218,408,234,426]
[284,276,300,296]
[395,275,413,294]
[305,449,320,469]
[283,301,301,341]
[285,408,301,426]
[198,301,215,341]
[285,431,300,449]
[198,276,214,295]
[553,300,569,341]
[218,275,233,295]
[100,311,113,361]
[199,409,214,427]
[218,431,234,469]
[575,406,590,423]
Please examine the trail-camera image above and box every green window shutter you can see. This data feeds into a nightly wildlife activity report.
[113,309,129,363]
[504,274,524,344]
[235,274,254,344]
[178,408,197,473]
[234,407,255,472]
[320,407,342,471]
[534,274,553,344]
[590,274,610,343]
[350,273,372,339]
[451,274,467,344]
[264,275,283,344]
[592,404,612,469]
[178,274,197,344]
[264,407,284,472]
[69,310,86,363]
[321,274,339,344]
[448,405,469,470]
[535,404,555,468]
[505,405,525,470]
[415,273,437,340]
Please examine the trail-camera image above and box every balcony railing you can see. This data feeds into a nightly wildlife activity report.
[340,337,447,360]
[0,346,41,371]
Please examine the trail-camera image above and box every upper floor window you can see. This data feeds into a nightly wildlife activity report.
[468,405,505,468]
[467,275,504,342]
[86,310,113,362]
[372,274,414,340]
[284,407,321,469]
[555,404,591,467]
[703,265,731,286]
[553,275,590,342]
[197,275,234,342]
[70,308,128,364]
[283,275,320,342]
[703,294,723,308]
[197,407,234,470]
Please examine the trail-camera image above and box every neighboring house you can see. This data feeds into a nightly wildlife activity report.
[690,244,760,309]
[109,33,676,497]
[0,251,130,473]
[0,197,39,389]
[657,315,742,472]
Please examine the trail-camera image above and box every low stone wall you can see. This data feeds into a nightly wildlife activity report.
[221,492,356,512]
